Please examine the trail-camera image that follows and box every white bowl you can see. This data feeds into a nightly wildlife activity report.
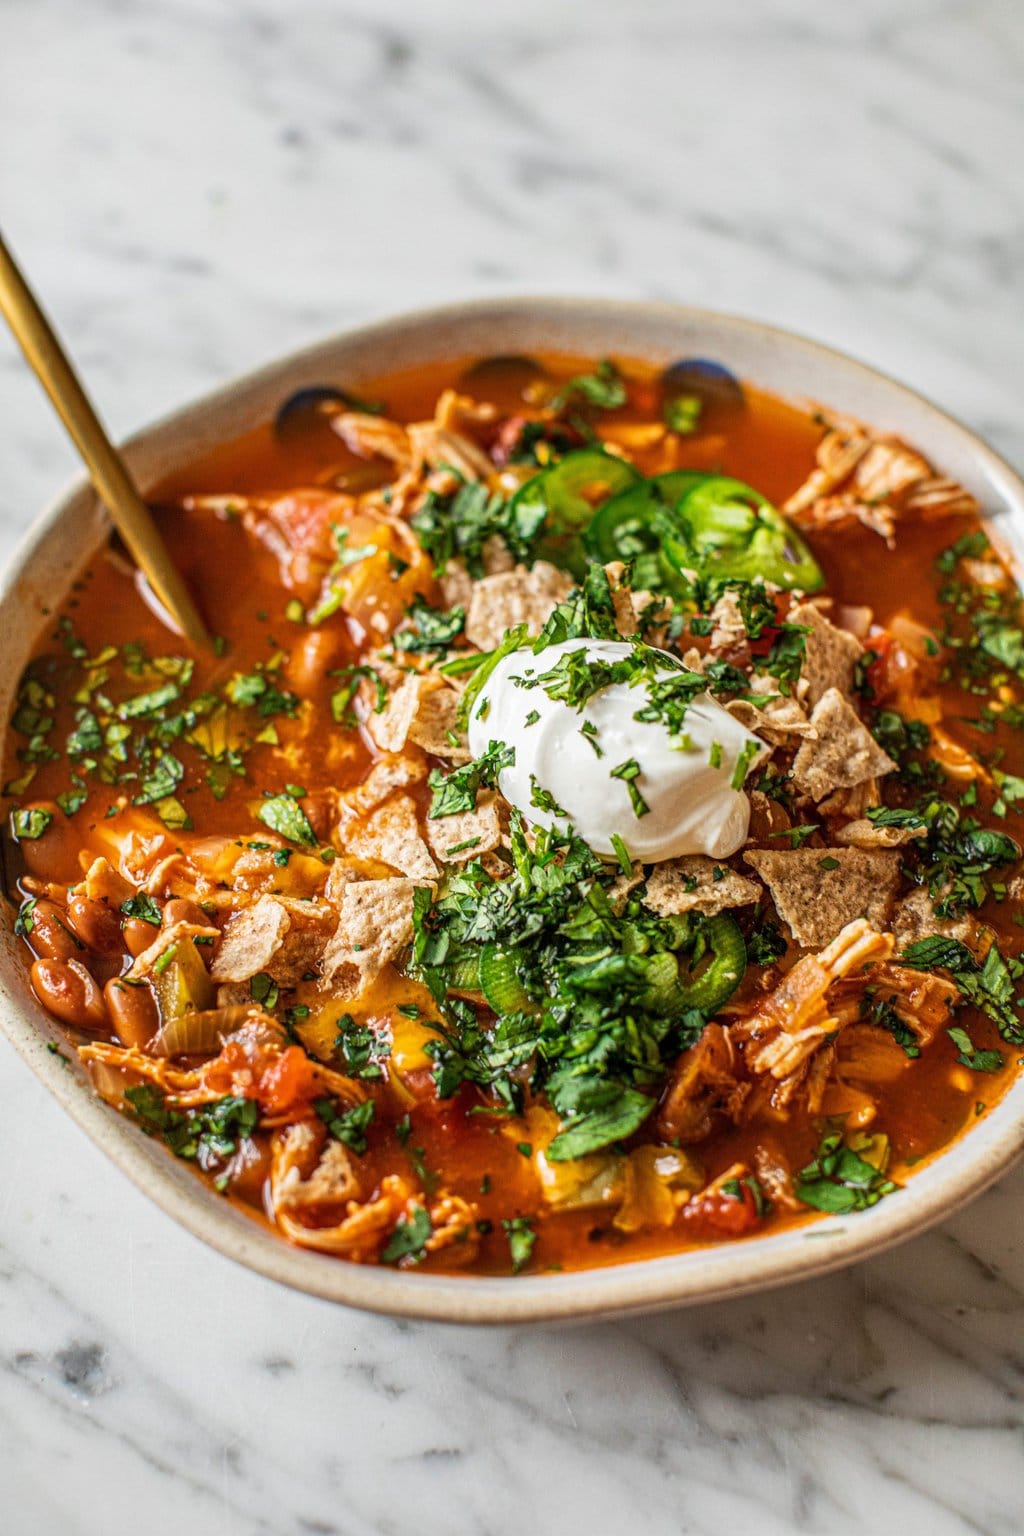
[2,298,1023,1323]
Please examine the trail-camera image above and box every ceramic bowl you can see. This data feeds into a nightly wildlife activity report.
[3,298,1023,1324]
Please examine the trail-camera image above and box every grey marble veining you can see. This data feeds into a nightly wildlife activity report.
[1,2,1023,1532]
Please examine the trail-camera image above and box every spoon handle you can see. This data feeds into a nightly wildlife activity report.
[0,231,212,649]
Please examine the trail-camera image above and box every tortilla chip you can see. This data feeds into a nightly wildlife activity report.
[789,603,864,706]
[343,794,438,882]
[349,750,429,814]
[438,559,474,613]
[425,790,503,864]
[791,689,896,802]
[891,887,985,957]
[743,847,901,948]
[270,897,337,985]
[643,857,761,917]
[605,861,645,913]
[320,876,416,995]
[818,779,883,819]
[465,561,574,652]
[727,689,814,746]
[834,818,926,850]
[408,685,470,761]
[209,894,334,985]
[602,562,670,640]
[709,589,748,652]
[366,672,425,753]
[209,896,290,983]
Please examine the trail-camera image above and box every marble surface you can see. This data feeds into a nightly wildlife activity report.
[1,1,1023,1531]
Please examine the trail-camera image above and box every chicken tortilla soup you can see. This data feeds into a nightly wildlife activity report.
[6,352,1024,1277]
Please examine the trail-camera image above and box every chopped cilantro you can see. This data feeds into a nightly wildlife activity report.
[250,972,280,1010]
[412,480,545,577]
[314,1096,376,1154]
[609,758,649,818]
[257,793,317,847]
[502,1215,538,1273]
[334,1014,390,1080]
[380,1204,432,1265]
[11,807,52,840]
[428,740,514,819]
[329,664,389,727]
[947,1025,1003,1074]
[121,893,162,926]
[393,597,466,654]
[794,1124,896,1214]
[900,935,1024,1046]
[550,359,627,412]
[125,1086,258,1170]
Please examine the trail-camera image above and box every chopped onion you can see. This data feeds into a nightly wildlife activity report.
[150,1005,252,1058]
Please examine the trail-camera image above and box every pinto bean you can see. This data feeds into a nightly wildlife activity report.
[286,627,349,697]
[30,957,106,1030]
[12,801,84,884]
[24,899,84,962]
[66,893,124,955]
[123,919,158,959]
[163,898,209,928]
[104,977,158,1050]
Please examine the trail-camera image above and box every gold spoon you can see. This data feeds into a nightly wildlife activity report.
[0,230,212,649]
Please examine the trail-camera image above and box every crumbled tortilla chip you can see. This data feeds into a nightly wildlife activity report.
[425,790,502,864]
[465,561,574,652]
[602,562,670,640]
[210,895,290,983]
[349,750,429,814]
[324,858,379,903]
[891,887,986,957]
[408,685,470,761]
[605,861,646,913]
[709,589,748,653]
[818,779,882,819]
[343,794,438,882]
[438,559,474,613]
[744,847,901,949]
[791,689,896,802]
[643,857,761,917]
[727,689,814,746]
[271,897,337,985]
[834,818,926,850]
[320,876,416,995]
[788,603,864,706]
[366,672,425,754]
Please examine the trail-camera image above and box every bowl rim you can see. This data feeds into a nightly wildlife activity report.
[3,294,1024,1325]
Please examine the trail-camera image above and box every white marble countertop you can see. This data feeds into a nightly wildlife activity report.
[1,2,1022,1531]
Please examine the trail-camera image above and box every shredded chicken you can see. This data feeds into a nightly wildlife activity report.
[656,1023,749,1143]
[784,421,979,544]
[731,920,895,1110]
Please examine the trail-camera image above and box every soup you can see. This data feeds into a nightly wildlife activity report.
[5,352,1022,1277]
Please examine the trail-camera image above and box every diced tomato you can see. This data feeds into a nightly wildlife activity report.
[257,1045,321,1116]
[682,1178,764,1240]
[745,597,791,658]
[863,630,896,701]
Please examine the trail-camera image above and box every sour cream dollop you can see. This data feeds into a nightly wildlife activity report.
[467,638,767,862]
